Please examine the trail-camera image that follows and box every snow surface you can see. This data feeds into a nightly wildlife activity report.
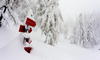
[1,27,100,60]
[1,0,100,60]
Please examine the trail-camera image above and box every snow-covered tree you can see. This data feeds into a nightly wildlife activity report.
[14,0,33,22]
[0,0,18,27]
[0,0,35,27]
[34,0,63,45]
[70,13,100,48]
[0,0,63,46]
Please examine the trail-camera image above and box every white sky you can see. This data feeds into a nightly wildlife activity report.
[59,0,100,21]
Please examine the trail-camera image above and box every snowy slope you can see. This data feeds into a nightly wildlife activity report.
[56,35,100,60]
[0,34,41,60]
[31,30,100,60]
[0,27,19,49]
[0,27,100,60]
[0,27,69,60]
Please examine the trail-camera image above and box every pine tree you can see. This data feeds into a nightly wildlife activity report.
[34,0,63,45]
[71,13,100,48]
[0,0,18,27]
[0,0,35,27]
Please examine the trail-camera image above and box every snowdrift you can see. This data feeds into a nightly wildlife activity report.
[0,27,40,60]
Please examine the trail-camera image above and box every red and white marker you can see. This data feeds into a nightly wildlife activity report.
[19,17,36,53]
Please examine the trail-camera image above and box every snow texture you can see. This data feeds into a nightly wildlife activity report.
[0,27,100,60]
[1,0,100,60]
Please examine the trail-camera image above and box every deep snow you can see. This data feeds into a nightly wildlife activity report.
[0,27,100,60]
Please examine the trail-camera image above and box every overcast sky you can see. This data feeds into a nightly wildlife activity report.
[59,0,100,21]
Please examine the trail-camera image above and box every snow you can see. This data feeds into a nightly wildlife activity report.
[1,27,100,60]
[0,33,40,60]
[0,27,19,49]
[1,0,100,60]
